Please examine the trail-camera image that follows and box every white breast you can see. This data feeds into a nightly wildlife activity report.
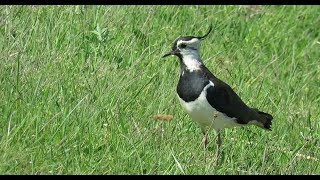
[178,81,242,132]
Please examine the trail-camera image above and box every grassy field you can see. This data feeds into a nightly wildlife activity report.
[0,5,319,175]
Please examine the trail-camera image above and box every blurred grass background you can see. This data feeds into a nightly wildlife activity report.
[0,5,319,174]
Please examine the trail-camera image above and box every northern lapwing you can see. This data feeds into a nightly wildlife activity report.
[162,25,273,164]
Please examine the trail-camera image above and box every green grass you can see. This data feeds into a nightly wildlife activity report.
[0,5,320,174]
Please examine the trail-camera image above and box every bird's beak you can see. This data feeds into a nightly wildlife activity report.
[162,50,174,58]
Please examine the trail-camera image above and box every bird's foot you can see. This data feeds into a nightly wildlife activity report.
[213,153,220,166]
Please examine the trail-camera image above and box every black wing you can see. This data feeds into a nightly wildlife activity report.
[206,83,253,124]
[202,66,256,124]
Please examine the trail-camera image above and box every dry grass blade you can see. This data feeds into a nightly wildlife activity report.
[152,114,174,121]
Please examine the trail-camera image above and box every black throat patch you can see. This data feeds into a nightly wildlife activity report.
[177,65,209,102]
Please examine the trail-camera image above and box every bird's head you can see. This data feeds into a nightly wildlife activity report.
[162,25,213,60]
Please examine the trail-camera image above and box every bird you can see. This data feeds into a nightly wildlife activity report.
[161,25,273,165]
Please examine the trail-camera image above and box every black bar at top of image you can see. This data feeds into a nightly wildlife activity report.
[1,0,320,5]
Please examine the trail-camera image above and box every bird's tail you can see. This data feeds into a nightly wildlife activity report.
[258,111,273,130]
[251,108,273,130]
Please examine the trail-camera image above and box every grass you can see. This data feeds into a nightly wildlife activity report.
[0,5,320,174]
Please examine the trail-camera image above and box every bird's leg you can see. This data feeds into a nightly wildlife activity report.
[201,130,207,161]
[202,132,208,149]
[214,131,222,166]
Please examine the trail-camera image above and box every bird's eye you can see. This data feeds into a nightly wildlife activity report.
[179,44,187,49]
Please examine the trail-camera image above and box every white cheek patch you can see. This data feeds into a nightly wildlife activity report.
[182,55,201,72]
[176,37,201,72]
